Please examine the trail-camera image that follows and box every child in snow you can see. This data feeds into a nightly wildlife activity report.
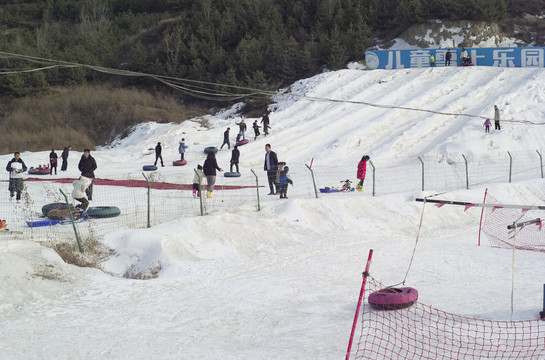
[483,119,491,133]
[253,120,260,140]
[72,175,92,211]
[278,164,293,199]
[192,164,205,198]
[178,139,188,160]
[356,155,370,191]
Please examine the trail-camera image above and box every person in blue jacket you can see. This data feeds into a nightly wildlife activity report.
[6,152,27,201]
[178,138,188,160]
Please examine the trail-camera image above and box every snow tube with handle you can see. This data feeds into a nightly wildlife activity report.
[236,139,249,146]
[28,168,50,175]
[368,287,418,311]
[41,202,73,216]
[172,160,187,166]
[87,206,121,218]
[204,147,218,154]
[224,172,241,177]
[143,165,158,171]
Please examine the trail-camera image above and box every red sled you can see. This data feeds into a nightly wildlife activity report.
[459,62,475,66]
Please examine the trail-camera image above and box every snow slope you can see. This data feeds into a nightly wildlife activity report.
[2,65,545,359]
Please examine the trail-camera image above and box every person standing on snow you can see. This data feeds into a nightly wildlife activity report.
[253,120,260,140]
[261,113,270,136]
[192,164,205,198]
[78,149,97,201]
[60,145,71,171]
[264,143,278,195]
[483,119,491,133]
[203,152,223,198]
[445,49,452,66]
[235,119,247,141]
[494,105,501,130]
[49,149,58,175]
[6,152,27,201]
[220,127,230,150]
[430,54,435,67]
[278,163,293,199]
[154,142,164,167]
[230,145,240,173]
[356,155,370,192]
[178,138,188,161]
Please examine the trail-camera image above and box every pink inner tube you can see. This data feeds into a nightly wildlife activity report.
[368,287,418,311]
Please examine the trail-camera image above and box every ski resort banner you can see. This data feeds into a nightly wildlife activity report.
[364,47,545,69]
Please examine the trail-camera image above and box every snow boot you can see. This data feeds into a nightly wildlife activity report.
[207,191,213,198]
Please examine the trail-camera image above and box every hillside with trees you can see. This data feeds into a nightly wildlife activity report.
[0,0,543,152]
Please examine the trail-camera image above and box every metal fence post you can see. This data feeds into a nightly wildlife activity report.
[369,160,376,196]
[418,156,424,191]
[537,150,543,179]
[251,169,261,211]
[193,169,204,215]
[305,164,318,199]
[142,173,151,227]
[59,189,83,253]
[462,154,469,189]
[507,151,512,183]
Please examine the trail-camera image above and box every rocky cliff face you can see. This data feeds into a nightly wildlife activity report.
[380,19,543,49]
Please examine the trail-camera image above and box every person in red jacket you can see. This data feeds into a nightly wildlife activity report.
[356,155,370,191]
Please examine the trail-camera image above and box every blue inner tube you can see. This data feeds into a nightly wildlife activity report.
[87,206,121,218]
[41,202,73,216]
[204,147,218,154]
[224,172,241,177]
[143,165,157,171]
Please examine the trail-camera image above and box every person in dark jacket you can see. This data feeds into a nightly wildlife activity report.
[235,120,247,141]
[78,149,97,201]
[263,143,278,195]
[445,49,452,66]
[60,146,71,171]
[49,149,58,175]
[154,142,164,167]
[253,120,260,140]
[6,152,27,201]
[203,152,222,198]
[220,128,230,150]
[230,146,240,173]
[261,113,270,136]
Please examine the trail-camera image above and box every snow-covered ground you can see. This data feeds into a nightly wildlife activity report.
[2,65,545,359]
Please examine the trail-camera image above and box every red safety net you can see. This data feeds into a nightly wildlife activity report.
[353,277,545,359]
[20,177,260,191]
[481,193,545,253]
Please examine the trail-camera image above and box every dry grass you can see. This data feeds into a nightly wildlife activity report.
[0,84,207,153]
[53,237,113,269]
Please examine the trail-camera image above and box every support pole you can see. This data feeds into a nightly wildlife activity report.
[59,189,83,253]
[537,150,543,179]
[540,284,545,320]
[194,169,204,216]
[478,188,488,247]
[508,151,513,183]
[251,169,261,211]
[305,164,318,199]
[462,154,469,189]
[142,173,151,227]
[369,160,376,197]
[346,249,374,360]
[418,156,424,191]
